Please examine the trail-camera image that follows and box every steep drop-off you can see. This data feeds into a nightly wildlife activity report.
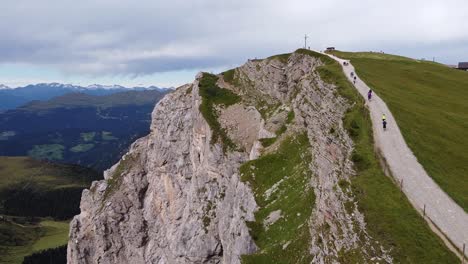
[68,50,456,263]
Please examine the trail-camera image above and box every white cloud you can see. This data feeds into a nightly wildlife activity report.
[0,0,467,77]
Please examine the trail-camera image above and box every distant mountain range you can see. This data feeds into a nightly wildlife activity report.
[0,89,170,170]
[0,86,171,262]
[0,83,172,111]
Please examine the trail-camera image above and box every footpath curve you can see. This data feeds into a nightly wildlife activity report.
[324,53,468,258]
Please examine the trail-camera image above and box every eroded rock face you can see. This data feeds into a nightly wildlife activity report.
[290,64,392,263]
[218,104,262,154]
[68,52,392,264]
[68,81,258,263]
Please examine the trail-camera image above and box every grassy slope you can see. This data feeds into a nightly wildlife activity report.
[225,53,314,261]
[31,220,69,252]
[0,218,69,264]
[70,143,95,153]
[28,144,65,160]
[0,156,98,191]
[330,50,468,211]
[300,49,456,263]
[0,157,100,263]
[241,134,315,263]
[259,110,295,148]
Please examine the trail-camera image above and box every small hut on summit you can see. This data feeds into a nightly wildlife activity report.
[326,47,336,51]
[457,62,468,71]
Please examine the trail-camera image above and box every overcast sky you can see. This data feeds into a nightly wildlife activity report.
[1,0,467,87]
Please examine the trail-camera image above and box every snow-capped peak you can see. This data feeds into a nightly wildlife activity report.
[86,84,125,90]
[1,82,168,91]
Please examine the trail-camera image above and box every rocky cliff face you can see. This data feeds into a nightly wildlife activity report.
[68,50,392,263]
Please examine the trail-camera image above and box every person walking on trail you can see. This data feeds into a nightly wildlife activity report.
[353,76,357,84]
[382,114,387,130]
[368,89,372,101]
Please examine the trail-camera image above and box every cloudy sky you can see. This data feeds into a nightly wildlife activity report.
[1,0,467,88]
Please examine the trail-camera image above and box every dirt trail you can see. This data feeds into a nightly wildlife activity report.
[325,53,468,258]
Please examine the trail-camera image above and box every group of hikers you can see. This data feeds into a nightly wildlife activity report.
[350,71,357,84]
[344,61,387,131]
[367,88,386,130]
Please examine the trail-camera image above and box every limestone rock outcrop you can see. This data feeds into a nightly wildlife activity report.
[68,51,392,263]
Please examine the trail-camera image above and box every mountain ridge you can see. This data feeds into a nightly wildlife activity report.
[67,49,457,263]
[0,89,170,170]
[0,82,171,90]
[0,83,172,111]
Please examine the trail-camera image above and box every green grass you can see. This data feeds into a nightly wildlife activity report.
[0,157,100,217]
[259,138,276,148]
[0,218,42,248]
[330,50,468,211]
[276,110,295,137]
[70,143,94,153]
[222,68,244,88]
[267,53,291,64]
[258,110,295,148]
[0,131,15,141]
[0,218,69,264]
[101,153,138,203]
[330,51,416,62]
[0,157,97,191]
[256,100,281,120]
[0,157,98,262]
[80,132,96,142]
[80,131,118,143]
[198,72,241,152]
[222,69,236,84]
[312,51,458,263]
[101,131,118,141]
[30,220,69,252]
[286,110,295,124]
[28,144,65,160]
[240,133,315,263]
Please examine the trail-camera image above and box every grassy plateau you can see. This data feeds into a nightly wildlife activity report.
[230,49,457,262]
[330,50,468,211]
[0,156,100,263]
[0,218,69,264]
[309,49,458,263]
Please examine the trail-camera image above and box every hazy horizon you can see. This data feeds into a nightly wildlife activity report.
[1,0,467,88]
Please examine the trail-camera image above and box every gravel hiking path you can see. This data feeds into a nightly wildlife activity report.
[325,52,468,258]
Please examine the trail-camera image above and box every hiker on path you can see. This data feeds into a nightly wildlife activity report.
[368,89,372,100]
[382,114,387,130]
[353,76,357,84]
